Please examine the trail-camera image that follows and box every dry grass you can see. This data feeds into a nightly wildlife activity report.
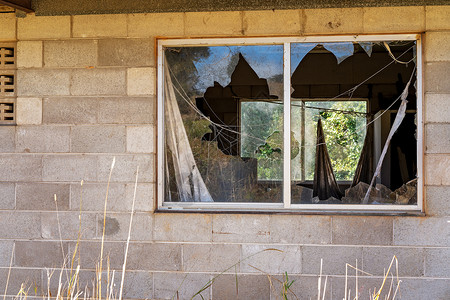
[3,158,403,300]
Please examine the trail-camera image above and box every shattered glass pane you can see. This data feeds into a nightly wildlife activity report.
[322,42,355,64]
[163,38,419,207]
[291,43,317,75]
[358,42,373,57]
[289,39,417,205]
[165,44,283,203]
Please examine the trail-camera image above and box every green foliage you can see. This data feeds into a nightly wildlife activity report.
[281,272,295,300]
[319,101,366,180]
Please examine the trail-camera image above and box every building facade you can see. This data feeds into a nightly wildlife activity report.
[0,2,449,299]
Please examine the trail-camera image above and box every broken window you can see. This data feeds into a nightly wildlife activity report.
[158,35,422,212]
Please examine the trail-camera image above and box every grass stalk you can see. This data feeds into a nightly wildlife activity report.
[99,157,116,300]
[317,258,322,300]
[356,259,358,300]
[118,166,139,300]
[54,194,70,287]
[190,248,283,299]
[3,243,15,300]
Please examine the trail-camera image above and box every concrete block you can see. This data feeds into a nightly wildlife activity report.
[185,11,243,36]
[425,93,450,123]
[98,97,155,124]
[0,241,14,267]
[127,67,155,95]
[304,8,363,34]
[332,216,393,245]
[212,274,270,300]
[0,154,42,181]
[70,68,126,96]
[70,182,153,212]
[126,126,155,153]
[96,212,152,241]
[98,39,154,67]
[426,124,450,154]
[302,245,363,275]
[212,214,270,243]
[43,97,98,124]
[0,13,16,40]
[269,215,331,244]
[183,243,241,272]
[426,6,450,30]
[363,6,425,33]
[16,97,42,125]
[426,186,450,216]
[154,213,212,242]
[98,154,154,183]
[0,211,41,239]
[362,247,424,277]
[424,247,450,277]
[425,32,450,62]
[0,183,15,209]
[15,241,68,268]
[18,14,70,40]
[73,14,127,38]
[243,10,301,35]
[400,278,450,299]
[128,12,184,37]
[69,241,125,269]
[425,62,450,93]
[17,41,43,68]
[153,272,210,300]
[16,125,70,153]
[70,182,126,211]
[17,69,70,96]
[44,40,97,68]
[0,126,15,152]
[125,182,154,211]
[127,243,181,271]
[425,154,450,185]
[41,211,97,240]
[71,125,126,153]
[240,244,301,274]
[16,183,70,211]
[121,271,153,299]
[394,216,450,246]
[42,154,97,182]
[0,268,42,296]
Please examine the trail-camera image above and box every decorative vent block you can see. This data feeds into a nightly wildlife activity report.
[0,72,15,97]
[0,99,14,124]
[0,44,15,69]
[0,43,16,124]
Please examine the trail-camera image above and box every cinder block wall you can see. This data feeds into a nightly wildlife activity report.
[0,6,449,299]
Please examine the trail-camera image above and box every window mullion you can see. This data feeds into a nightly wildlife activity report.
[283,42,291,209]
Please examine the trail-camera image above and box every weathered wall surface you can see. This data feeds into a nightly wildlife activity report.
[30,0,450,15]
[0,6,449,299]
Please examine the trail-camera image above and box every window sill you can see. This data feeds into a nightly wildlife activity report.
[156,204,424,216]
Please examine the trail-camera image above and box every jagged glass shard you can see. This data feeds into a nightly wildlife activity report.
[194,46,239,93]
[358,42,373,57]
[193,45,284,97]
[238,45,284,81]
[413,43,417,65]
[323,42,355,64]
[290,43,317,74]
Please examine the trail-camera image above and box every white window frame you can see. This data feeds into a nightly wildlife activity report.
[157,34,423,213]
